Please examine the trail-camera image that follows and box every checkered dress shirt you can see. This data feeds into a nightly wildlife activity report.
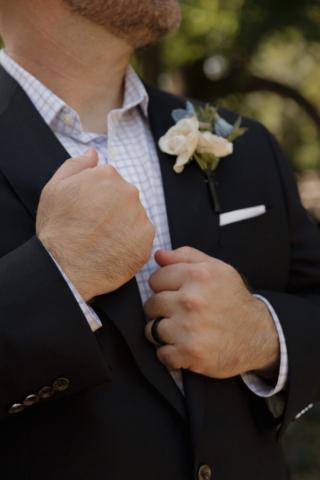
[0,49,288,406]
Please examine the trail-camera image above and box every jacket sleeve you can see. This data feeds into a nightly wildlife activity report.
[256,125,320,440]
[0,235,112,421]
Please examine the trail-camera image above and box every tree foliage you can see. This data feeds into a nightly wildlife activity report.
[137,0,320,173]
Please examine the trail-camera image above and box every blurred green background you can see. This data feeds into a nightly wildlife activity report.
[135,0,320,478]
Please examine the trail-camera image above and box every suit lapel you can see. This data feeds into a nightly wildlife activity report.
[145,83,221,455]
[145,82,220,257]
[0,67,187,422]
[95,280,187,421]
[0,70,70,219]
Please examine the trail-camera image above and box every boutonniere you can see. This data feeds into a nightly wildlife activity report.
[159,101,248,213]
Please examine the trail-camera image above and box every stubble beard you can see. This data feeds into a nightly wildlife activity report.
[62,0,182,49]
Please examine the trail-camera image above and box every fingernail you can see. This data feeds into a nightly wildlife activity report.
[84,148,94,156]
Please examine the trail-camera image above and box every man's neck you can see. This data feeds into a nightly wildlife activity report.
[0,0,133,134]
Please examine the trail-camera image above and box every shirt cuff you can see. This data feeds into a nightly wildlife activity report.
[241,294,288,398]
[45,247,102,333]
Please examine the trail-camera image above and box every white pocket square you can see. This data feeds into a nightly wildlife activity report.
[220,205,267,227]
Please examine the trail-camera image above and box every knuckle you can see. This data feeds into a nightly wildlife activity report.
[218,260,236,277]
[97,164,117,178]
[40,184,50,198]
[189,264,210,283]
[127,183,140,200]
[179,292,206,312]
[142,239,154,261]
[222,261,234,273]
[147,222,156,242]
[143,248,153,265]
[104,164,117,176]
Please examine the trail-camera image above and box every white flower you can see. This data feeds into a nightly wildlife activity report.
[159,117,200,173]
[197,131,233,158]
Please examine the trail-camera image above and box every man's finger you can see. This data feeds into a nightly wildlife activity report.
[144,291,177,320]
[149,263,188,293]
[155,247,218,267]
[145,318,177,346]
[51,148,99,185]
[156,344,185,370]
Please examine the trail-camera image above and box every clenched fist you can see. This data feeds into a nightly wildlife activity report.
[36,149,155,301]
[145,247,280,381]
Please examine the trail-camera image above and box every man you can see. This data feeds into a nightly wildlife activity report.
[0,0,319,479]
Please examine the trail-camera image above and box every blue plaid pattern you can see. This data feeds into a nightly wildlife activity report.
[0,49,288,403]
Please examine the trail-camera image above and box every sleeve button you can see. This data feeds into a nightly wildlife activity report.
[53,378,70,392]
[198,464,212,480]
[23,394,40,407]
[9,403,25,415]
[38,386,55,399]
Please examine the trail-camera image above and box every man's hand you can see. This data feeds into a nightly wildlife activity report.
[144,247,280,380]
[36,149,155,302]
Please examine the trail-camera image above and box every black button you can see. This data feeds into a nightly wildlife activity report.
[9,403,25,415]
[23,394,40,407]
[38,386,55,399]
[198,464,212,480]
[53,378,70,392]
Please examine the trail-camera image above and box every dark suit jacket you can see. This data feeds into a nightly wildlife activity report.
[0,64,320,480]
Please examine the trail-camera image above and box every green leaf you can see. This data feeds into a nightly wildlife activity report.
[233,116,243,132]
[194,103,219,127]
[227,117,245,142]
[228,127,248,142]
[208,106,219,124]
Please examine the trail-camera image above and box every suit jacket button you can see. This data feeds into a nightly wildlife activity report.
[38,386,55,399]
[198,465,212,480]
[53,378,70,392]
[9,403,25,415]
[23,394,40,407]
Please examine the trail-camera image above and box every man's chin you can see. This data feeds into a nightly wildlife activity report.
[63,0,181,50]
[127,21,181,51]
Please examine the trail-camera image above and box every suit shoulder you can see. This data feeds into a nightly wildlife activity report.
[215,106,268,137]
[144,82,268,135]
[144,82,272,146]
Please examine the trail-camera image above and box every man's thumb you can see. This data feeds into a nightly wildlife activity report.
[51,149,99,184]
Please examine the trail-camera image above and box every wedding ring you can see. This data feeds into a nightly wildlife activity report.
[151,317,167,346]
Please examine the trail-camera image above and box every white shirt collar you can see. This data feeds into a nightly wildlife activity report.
[0,49,149,136]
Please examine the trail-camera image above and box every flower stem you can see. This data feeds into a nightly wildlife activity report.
[204,169,221,214]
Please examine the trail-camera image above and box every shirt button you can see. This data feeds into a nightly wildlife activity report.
[38,386,55,399]
[198,464,212,480]
[62,114,74,126]
[9,403,25,415]
[53,378,70,392]
[109,147,118,159]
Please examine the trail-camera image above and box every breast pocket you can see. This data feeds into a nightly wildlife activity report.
[218,208,284,247]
